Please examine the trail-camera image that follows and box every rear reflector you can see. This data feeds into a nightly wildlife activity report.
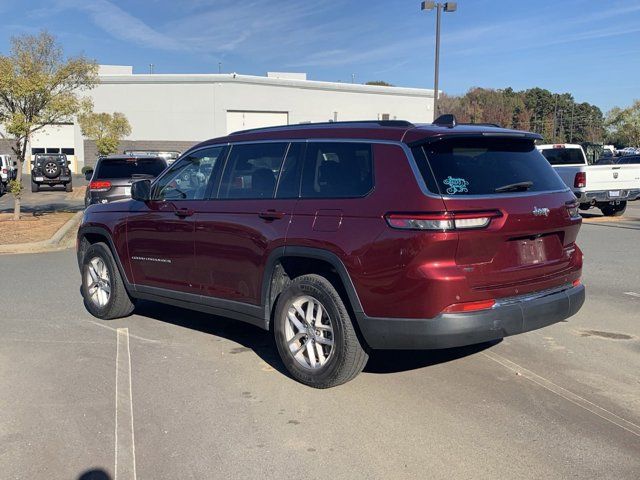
[443,299,496,313]
[574,172,586,188]
[89,180,112,192]
[386,211,501,231]
[572,279,581,287]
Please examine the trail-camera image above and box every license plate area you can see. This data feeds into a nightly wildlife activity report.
[517,238,547,265]
[34,176,44,182]
[609,190,620,198]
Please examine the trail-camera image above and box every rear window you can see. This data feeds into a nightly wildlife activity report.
[95,157,167,179]
[415,138,567,196]
[539,147,585,165]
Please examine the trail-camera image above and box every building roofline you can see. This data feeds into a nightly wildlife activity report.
[97,72,435,98]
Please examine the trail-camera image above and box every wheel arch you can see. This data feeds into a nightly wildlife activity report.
[77,226,134,292]
[261,246,365,330]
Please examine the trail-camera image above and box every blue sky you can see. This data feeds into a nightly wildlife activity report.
[3,0,639,112]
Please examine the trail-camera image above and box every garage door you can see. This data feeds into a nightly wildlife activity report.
[226,111,289,134]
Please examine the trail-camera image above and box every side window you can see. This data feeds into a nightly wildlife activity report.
[301,142,373,198]
[218,143,288,199]
[153,146,224,201]
[275,142,305,199]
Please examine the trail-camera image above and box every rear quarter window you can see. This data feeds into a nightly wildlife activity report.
[416,137,567,196]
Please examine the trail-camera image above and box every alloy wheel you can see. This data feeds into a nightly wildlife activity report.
[86,257,111,308]
[284,295,334,370]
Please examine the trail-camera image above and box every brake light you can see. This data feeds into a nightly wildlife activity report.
[385,211,501,231]
[89,180,112,192]
[553,144,565,149]
[443,299,496,313]
[574,172,586,188]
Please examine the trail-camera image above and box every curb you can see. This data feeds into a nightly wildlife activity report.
[0,211,83,255]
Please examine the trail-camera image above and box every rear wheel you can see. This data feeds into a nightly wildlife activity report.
[0,182,5,196]
[65,181,73,193]
[274,274,368,388]
[31,180,39,192]
[81,242,135,320]
[600,201,626,217]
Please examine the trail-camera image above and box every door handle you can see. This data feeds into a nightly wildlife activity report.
[258,210,285,220]
[174,208,194,218]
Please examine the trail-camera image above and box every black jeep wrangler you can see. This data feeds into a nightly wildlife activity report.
[31,154,73,192]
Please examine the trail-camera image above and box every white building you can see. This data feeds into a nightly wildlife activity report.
[16,66,435,172]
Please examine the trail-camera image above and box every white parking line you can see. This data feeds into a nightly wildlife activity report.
[623,292,640,298]
[482,350,640,438]
[115,328,137,480]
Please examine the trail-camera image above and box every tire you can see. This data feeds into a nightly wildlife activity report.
[274,274,368,388]
[31,180,39,192]
[600,201,626,217]
[0,182,5,196]
[43,161,60,179]
[65,181,73,193]
[81,242,135,320]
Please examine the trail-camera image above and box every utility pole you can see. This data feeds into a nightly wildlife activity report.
[218,62,222,74]
[421,2,457,117]
[569,102,575,143]
[149,63,154,74]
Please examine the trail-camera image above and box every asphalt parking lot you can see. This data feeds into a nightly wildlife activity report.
[0,203,639,479]
[0,174,87,214]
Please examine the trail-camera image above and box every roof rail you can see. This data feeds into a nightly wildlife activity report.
[459,122,502,128]
[230,119,415,135]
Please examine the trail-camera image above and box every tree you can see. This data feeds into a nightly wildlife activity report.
[0,31,97,220]
[606,100,640,147]
[366,81,394,87]
[78,111,132,157]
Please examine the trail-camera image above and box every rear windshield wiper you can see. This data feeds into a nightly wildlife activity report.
[494,181,533,193]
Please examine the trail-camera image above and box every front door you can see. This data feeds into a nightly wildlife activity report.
[127,146,226,294]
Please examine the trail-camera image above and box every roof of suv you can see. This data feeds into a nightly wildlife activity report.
[195,118,542,151]
[98,155,165,161]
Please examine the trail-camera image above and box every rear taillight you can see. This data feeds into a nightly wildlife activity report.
[89,180,112,192]
[385,211,501,231]
[574,172,586,188]
[1,168,6,174]
[443,299,496,313]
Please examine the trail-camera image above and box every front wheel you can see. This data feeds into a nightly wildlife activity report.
[274,274,368,388]
[600,201,627,217]
[81,242,135,320]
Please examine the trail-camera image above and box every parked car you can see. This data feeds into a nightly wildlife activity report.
[0,154,17,195]
[31,153,73,192]
[537,144,640,216]
[616,155,640,165]
[84,155,168,207]
[77,117,585,388]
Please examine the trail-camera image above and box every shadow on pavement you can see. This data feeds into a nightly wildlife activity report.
[0,202,85,214]
[133,299,499,377]
[78,469,111,480]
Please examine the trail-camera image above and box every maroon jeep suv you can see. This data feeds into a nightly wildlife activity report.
[77,117,584,388]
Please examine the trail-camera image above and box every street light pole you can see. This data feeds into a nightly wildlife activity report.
[421,2,457,117]
[433,3,442,116]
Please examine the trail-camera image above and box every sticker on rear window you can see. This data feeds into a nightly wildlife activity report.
[443,176,469,195]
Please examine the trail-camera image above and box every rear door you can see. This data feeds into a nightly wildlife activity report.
[415,136,581,291]
[126,147,225,294]
[194,141,300,303]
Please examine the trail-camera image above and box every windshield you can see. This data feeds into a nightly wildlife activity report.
[539,147,585,165]
[95,157,167,179]
[413,137,567,196]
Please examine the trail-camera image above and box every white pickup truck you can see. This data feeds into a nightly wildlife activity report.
[537,144,640,217]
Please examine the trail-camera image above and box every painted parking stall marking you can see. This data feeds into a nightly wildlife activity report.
[115,328,137,480]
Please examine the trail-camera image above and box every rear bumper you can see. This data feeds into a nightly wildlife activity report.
[575,190,640,203]
[358,284,585,350]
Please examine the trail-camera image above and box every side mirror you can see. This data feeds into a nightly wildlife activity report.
[131,179,151,202]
